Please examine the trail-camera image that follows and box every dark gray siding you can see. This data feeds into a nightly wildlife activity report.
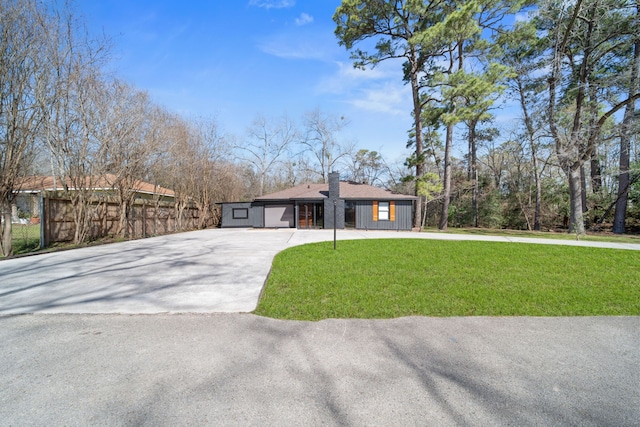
[251,205,264,228]
[220,203,262,228]
[354,200,413,230]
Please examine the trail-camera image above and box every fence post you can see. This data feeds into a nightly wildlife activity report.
[142,202,146,238]
[39,194,45,249]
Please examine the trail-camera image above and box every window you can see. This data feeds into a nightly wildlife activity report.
[373,201,395,222]
[344,201,356,228]
[232,208,249,219]
[378,201,389,221]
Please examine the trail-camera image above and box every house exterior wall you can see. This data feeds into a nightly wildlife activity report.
[252,205,264,227]
[354,200,413,231]
[220,203,261,228]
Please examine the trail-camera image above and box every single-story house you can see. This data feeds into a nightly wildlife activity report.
[220,172,417,230]
[11,175,175,222]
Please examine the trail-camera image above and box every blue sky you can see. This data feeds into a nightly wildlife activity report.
[79,0,416,162]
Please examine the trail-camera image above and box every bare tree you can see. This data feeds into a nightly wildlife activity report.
[93,79,156,237]
[0,0,51,255]
[300,109,354,183]
[236,114,297,196]
[29,0,110,245]
[189,116,231,228]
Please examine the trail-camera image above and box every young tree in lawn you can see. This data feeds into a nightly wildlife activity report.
[417,172,443,228]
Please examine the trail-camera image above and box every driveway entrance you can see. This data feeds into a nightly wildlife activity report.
[0,229,295,314]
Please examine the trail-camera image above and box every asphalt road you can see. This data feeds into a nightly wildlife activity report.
[1,315,638,426]
[1,229,639,425]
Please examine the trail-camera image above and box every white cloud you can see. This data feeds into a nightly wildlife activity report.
[317,60,401,94]
[348,81,410,116]
[248,0,295,9]
[295,12,314,26]
[317,61,410,116]
[257,30,339,61]
[259,37,325,60]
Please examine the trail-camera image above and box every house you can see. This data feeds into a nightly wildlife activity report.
[11,175,175,222]
[220,172,417,230]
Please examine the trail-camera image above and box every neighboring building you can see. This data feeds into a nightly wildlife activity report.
[220,172,417,230]
[12,175,175,222]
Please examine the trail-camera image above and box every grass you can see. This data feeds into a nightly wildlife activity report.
[422,226,640,244]
[254,239,640,320]
[9,223,40,256]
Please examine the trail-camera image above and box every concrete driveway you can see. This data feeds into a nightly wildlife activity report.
[1,228,292,313]
[1,228,639,314]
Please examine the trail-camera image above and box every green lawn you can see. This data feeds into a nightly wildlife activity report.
[9,224,40,255]
[254,239,640,320]
[422,226,640,244]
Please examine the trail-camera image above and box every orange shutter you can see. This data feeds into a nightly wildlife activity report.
[390,201,396,221]
[373,201,378,221]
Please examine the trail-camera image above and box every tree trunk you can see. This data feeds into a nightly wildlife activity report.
[531,140,542,231]
[1,202,13,257]
[469,119,478,228]
[567,166,586,235]
[439,123,453,230]
[589,138,602,196]
[580,165,588,214]
[410,50,424,229]
[613,126,631,234]
[613,38,640,233]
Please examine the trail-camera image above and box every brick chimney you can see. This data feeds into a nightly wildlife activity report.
[324,171,344,229]
[328,171,340,200]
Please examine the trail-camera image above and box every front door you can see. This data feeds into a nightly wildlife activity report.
[297,203,323,228]
[298,203,313,228]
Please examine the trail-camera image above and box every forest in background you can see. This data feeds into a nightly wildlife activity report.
[1,0,639,256]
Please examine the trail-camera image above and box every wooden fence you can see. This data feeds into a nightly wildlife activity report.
[42,197,201,245]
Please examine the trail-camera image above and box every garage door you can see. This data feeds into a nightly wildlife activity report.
[264,205,294,228]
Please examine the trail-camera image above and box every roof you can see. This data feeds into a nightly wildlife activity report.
[16,175,175,197]
[254,181,416,202]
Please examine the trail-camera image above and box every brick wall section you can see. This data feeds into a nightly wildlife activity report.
[324,171,345,229]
